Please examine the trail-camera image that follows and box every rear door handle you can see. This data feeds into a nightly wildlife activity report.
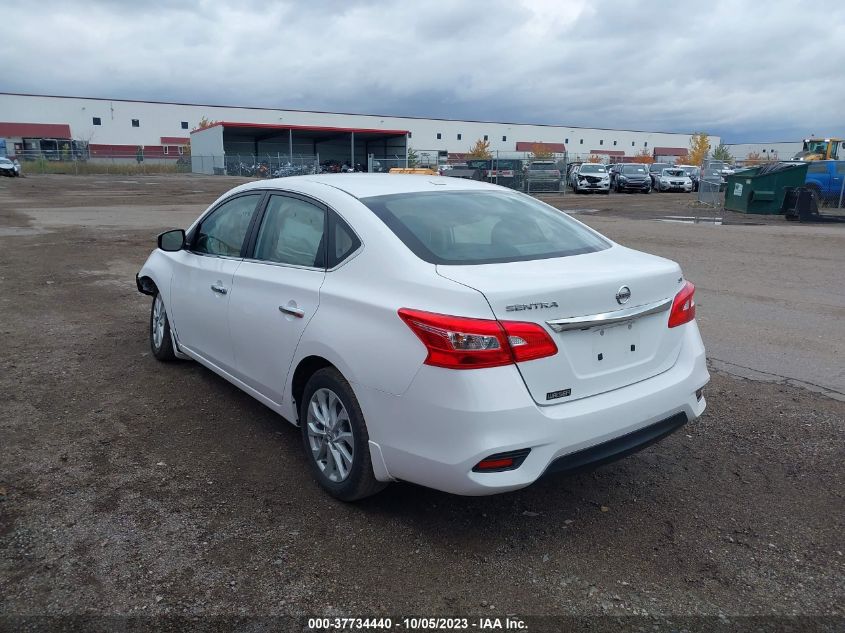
[210,284,228,295]
[279,305,305,318]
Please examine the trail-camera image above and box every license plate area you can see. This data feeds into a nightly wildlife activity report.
[591,320,640,368]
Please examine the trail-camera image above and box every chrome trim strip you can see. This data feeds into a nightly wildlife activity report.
[545,298,672,332]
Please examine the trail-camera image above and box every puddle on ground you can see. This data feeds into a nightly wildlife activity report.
[0,226,51,236]
[657,216,722,225]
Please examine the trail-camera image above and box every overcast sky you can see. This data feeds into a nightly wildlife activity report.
[2,0,843,142]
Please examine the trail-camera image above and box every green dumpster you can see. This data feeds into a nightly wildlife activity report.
[724,162,809,214]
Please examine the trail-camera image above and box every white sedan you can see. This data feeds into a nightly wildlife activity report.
[137,175,708,500]
[655,168,694,192]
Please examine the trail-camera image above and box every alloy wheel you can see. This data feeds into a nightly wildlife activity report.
[306,388,355,483]
[152,295,165,350]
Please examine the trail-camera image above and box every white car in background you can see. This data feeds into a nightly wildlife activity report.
[655,168,693,192]
[571,163,610,194]
[137,175,708,500]
[0,157,20,177]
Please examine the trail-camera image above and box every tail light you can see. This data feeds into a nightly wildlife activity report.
[473,449,531,472]
[668,281,696,328]
[398,308,557,370]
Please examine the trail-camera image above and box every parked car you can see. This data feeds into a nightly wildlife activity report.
[443,163,481,180]
[571,163,610,194]
[648,162,672,189]
[703,161,732,191]
[0,156,21,177]
[466,158,525,190]
[525,160,562,192]
[654,168,693,192]
[137,175,708,500]
[613,163,652,193]
[676,165,701,192]
[804,160,845,203]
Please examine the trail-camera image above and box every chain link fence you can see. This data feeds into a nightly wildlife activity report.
[698,159,726,207]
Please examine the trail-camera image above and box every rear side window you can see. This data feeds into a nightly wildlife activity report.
[328,213,361,268]
[361,191,610,265]
[254,195,326,267]
[194,194,261,257]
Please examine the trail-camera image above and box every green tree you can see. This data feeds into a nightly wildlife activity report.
[712,143,732,162]
[407,146,419,167]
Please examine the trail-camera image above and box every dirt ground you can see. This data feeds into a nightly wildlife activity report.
[0,175,843,627]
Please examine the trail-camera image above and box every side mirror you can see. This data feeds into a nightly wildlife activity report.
[158,229,185,252]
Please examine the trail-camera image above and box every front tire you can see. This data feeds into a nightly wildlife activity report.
[150,293,176,361]
[300,368,386,501]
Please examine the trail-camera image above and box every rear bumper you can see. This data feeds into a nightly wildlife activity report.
[543,411,687,477]
[357,321,709,495]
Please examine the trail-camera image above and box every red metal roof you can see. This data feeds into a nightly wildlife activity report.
[653,147,687,155]
[0,122,72,139]
[160,136,189,144]
[515,141,566,153]
[191,121,408,136]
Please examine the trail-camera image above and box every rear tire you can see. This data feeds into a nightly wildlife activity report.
[150,293,176,361]
[300,368,387,502]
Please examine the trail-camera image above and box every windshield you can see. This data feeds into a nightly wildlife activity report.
[804,140,828,154]
[663,169,685,177]
[362,190,610,265]
[579,164,607,174]
[650,163,670,172]
[0,159,12,165]
[530,162,557,170]
[622,165,648,174]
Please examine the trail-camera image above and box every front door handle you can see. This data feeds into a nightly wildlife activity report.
[210,284,228,295]
[279,305,305,318]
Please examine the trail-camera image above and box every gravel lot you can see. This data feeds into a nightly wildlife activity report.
[1,175,843,626]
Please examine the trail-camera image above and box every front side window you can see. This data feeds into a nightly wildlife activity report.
[194,194,261,257]
[254,195,326,267]
[362,191,610,265]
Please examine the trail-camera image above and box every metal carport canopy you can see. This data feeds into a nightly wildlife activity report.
[212,121,408,163]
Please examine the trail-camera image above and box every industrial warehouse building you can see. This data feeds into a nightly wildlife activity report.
[0,92,721,171]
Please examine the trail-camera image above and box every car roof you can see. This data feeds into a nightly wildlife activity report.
[233,173,500,200]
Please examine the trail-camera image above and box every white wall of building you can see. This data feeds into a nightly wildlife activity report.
[0,93,720,158]
[189,126,224,174]
[724,142,802,161]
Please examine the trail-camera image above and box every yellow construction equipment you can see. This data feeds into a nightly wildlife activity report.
[794,138,843,161]
[388,167,439,175]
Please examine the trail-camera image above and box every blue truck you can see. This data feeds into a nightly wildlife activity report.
[804,160,845,203]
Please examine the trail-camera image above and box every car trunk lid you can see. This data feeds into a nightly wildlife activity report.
[437,246,686,404]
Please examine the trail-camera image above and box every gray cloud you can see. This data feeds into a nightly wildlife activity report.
[1,0,843,141]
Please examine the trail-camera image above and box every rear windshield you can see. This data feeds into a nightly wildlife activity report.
[361,190,610,265]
